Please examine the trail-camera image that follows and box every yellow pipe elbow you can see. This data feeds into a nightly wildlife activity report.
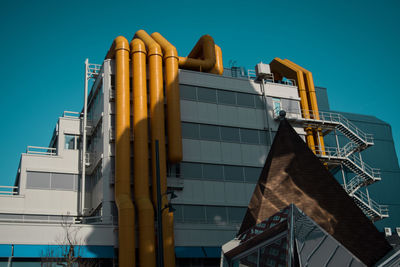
[178,34,217,72]
[210,45,224,75]
[151,32,183,163]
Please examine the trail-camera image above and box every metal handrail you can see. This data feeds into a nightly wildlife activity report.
[312,146,380,181]
[282,109,374,144]
[353,190,389,217]
[63,111,81,118]
[345,175,365,194]
[26,146,57,156]
[0,186,19,195]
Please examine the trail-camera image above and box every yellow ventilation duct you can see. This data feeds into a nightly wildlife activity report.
[105,36,135,267]
[270,57,316,153]
[283,59,326,154]
[130,38,156,267]
[178,35,223,74]
[151,32,183,163]
[134,30,176,267]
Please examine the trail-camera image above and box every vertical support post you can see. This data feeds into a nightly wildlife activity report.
[7,244,13,267]
[81,59,89,216]
[261,79,273,145]
[155,140,164,267]
[341,165,347,190]
[366,187,371,208]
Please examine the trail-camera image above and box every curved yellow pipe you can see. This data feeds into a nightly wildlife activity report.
[105,36,135,267]
[210,44,224,75]
[270,57,316,153]
[284,59,326,154]
[134,30,176,267]
[130,38,156,267]
[178,34,217,72]
[151,32,183,163]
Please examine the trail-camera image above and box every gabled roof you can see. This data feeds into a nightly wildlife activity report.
[238,119,391,266]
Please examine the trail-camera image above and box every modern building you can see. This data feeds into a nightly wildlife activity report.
[0,31,399,266]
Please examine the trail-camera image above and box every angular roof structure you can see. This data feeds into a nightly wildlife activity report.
[238,119,391,266]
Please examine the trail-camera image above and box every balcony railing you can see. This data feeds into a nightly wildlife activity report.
[26,146,57,156]
[0,186,18,195]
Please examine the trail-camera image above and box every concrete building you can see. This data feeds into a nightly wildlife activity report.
[0,33,399,266]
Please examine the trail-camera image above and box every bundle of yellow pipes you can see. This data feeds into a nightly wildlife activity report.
[106,30,223,267]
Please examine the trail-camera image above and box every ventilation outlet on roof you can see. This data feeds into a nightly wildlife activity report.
[255,63,271,79]
[384,227,392,236]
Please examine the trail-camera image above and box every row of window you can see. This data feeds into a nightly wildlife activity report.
[179,162,262,183]
[180,84,265,109]
[26,171,78,191]
[182,122,272,145]
[173,204,247,225]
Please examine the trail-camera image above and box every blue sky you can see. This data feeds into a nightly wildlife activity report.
[0,0,399,185]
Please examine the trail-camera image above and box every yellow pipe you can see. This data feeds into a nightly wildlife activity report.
[210,44,224,75]
[134,30,176,267]
[178,35,217,72]
[270,57,316,153]
[130,38,156,267]
[284,59,326,153]
[105,36,135,267]
[151,32,183,163]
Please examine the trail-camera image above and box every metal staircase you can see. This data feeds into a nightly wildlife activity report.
[279,109,389,221]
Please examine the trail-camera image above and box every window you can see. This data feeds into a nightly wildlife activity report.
[217,90,236,105]
[224,165,244,182]
[197,87,217,103]
[228,207,247,223]
[180,84,197,101]
[206,206,227,225]
[240,129,259,144]
[255,95,264,109]
[244,167,262,183]
[182,123,200,139]
[181,162,202,179]
[272,97,282,116]
[184,205,206,222]
[237,93,255,108]
[203,164,223,180]
[64,134,80,150]
[199,124,220,140]
[220,126,240,142]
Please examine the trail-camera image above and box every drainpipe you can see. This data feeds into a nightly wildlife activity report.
[151,32,183,163]
[130,38,156,267]
[105,36,135,267]
[134,30,175,267]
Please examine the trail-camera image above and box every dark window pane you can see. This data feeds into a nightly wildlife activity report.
[228,207,247,223]
[240,129,259,144]
[217,90,236,105]
[199,124,220,140]
[220,127,240,142]
[203,164,223,180]
[181,162,202,179]
[244,167,262,183]
[180,84,197,101]
[184,205,205,222]
[259,131,269,145]
[224,165,244,182]
[173,205,184,222]
[206,206,227,225]
[197,87,217,103]
[182,123,199,139]
[255,95,264,109]
[237,93,255,108]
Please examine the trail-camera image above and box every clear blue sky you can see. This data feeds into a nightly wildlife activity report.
[0,0,399,185]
